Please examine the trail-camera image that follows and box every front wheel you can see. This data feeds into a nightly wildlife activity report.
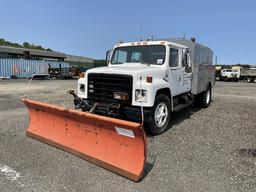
[146,94,171,135]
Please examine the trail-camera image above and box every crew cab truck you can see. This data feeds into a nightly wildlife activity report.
[72,38,215,135]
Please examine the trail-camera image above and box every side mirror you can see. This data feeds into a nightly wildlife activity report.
[105,49,112,65]
[185,52,192,73]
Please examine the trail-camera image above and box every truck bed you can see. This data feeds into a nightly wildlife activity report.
[240,68,256,77]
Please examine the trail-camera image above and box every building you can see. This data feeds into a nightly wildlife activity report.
[0,46,94,64]
[0,46,66,61]
[0,46,94,79]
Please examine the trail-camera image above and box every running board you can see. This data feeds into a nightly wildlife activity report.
[173,94,194,112]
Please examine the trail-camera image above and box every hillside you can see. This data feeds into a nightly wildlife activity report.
[0,38,53,52]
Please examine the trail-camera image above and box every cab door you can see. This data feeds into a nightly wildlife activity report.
[180,49,192,93]
[168,47,191,96]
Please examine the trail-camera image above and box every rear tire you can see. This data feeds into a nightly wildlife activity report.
[196,85,212,108]
[147,94,171,135]
[247,77,253,83]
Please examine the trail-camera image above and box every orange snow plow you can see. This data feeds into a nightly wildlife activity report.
[22,99,147,181]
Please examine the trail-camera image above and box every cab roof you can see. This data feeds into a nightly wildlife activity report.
[115,40,188,49]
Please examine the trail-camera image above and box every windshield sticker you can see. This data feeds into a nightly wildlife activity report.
[157,59,163,64]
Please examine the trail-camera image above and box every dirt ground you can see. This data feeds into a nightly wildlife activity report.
[0,80,256,192]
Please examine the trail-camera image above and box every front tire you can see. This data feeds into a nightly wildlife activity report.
[147,94,171,135]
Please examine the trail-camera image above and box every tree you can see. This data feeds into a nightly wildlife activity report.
[93,59,106,65]
[0,38,55,52]
[23,42,30,48]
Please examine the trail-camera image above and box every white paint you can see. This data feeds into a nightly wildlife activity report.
[115,127,135,138]
[0,164,20,181]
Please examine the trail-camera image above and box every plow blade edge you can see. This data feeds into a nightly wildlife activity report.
[22,99,147,181]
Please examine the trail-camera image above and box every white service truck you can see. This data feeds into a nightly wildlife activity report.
[219,69,239,81]
[71,38,215,135]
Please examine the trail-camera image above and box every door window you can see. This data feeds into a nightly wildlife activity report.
[182,51,188,67]
[169,48,179,67]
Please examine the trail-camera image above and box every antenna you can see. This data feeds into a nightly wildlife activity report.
[139,25,142,41]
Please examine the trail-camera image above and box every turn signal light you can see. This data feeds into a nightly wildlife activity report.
[114,92,129,101]
[146,76,153,83]
[79,72,85,78]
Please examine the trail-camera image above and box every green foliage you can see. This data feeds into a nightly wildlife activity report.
[217,64,251,69]
[93,59,106,65]
[0,38,53,52]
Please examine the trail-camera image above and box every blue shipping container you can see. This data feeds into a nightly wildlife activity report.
[0,58,70,78]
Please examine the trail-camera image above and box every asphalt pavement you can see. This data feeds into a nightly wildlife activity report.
[0,80,256,192]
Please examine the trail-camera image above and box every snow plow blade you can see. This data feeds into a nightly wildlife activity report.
[22,99,147,181]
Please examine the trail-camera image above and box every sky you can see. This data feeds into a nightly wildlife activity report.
[0,0,255,64]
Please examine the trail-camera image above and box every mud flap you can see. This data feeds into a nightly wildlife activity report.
[22,99,147,181]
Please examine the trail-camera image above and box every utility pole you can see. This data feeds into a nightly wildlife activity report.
[215,56,218,65]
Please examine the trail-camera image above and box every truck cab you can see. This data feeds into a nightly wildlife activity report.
[74,38,215,135]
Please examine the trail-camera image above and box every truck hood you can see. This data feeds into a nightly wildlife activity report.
[86,63,166,77]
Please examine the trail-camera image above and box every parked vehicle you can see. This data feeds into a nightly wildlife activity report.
[219,69,239,81]
[75,38,215,135]
[239,68,256,83]
[22,38,215,181]
[215,66,222,80]
[48,64,73,79]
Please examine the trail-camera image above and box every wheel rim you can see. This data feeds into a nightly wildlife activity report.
[206,89,210,104]
[154,102,168,127]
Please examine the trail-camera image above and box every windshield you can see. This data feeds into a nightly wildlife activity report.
[111,45,166,65]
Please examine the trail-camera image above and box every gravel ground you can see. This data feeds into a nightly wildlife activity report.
[0,80,256,192]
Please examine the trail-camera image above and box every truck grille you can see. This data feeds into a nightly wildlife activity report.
[87,73,133,105]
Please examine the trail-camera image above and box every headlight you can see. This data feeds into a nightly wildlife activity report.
[135,90,147,103]
[79,84,85,93]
